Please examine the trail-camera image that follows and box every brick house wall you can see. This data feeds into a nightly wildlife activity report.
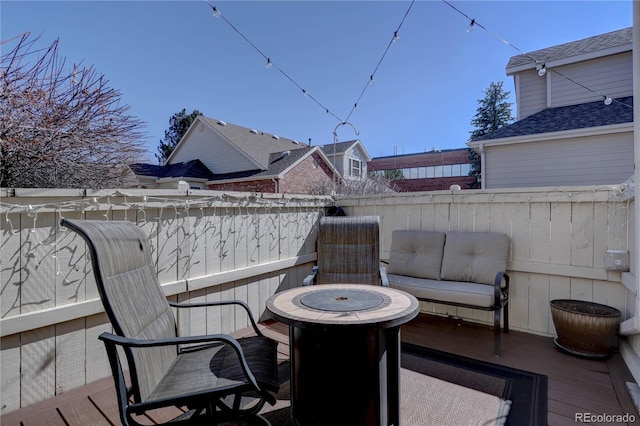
[279,152,335,194]
[208,179,277,193]
[207,152,336,194]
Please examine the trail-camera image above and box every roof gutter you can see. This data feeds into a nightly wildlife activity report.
[466,122,633,148]
[206,174,280,185]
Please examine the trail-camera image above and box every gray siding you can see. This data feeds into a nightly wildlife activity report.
[516,70,548,119]
[484,132,634,188]
[550,52,633,107]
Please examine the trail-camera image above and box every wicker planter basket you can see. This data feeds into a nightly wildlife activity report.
[550,299,621,358]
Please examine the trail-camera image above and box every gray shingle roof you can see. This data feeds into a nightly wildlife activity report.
[507,27,632,70]
[129,159,215,180]
[474,96,633,141]
[319,140,359,156]
[209,146,317,181]
[200,117,308,169]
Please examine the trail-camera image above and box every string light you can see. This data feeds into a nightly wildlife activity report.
[344,0,416,123]
[466,19,475,33]
[441,0,632,109]
[204,1,343,122]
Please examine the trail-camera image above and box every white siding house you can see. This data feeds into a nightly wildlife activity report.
[320,140,371,181]
[469,28,634,189]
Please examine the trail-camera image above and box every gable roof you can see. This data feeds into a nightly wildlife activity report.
[196,117,308,170]
[472,96,633,142]
[507,27,632,72]
[129,159,215,180]
[319,139,371,161]
[209,145,340,182]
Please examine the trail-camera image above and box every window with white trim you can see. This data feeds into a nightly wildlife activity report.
[349,159,362,177]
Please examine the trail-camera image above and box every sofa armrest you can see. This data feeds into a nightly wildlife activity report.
[303,266,319,286]
[494,271,510,307]
[380,266,389,287]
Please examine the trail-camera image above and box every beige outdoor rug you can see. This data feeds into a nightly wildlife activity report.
[255,367,511,425]
[400,367,511,425]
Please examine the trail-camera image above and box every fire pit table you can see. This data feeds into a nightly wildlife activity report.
[266,284,419,426]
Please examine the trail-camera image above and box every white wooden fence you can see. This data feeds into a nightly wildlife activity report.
[0,184,635,413]
[0,188,330,414]
[336,184,635,336]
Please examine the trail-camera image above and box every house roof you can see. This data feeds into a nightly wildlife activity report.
[209,146,340,183]
[199,117,308,170]
[472,96,633,142]
[506,27,632,71]
[319,140,360,156]
[129,159,215,180]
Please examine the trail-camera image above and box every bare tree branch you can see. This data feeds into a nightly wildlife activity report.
[1,32,147,188]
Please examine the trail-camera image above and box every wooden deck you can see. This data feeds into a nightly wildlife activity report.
[2,313,638,426]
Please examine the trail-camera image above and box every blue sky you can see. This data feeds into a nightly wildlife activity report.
[2,1,633,161]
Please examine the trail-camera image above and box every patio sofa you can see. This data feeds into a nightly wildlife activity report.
[386,230,510,356]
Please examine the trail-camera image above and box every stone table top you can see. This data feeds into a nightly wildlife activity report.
[266,284,419,330]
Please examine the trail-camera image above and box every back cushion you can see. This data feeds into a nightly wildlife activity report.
[440,232,509,285]
[388,230,446,280]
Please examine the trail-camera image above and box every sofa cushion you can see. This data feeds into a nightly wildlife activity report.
[387,230,445,280]
[440,232,509,285]
[388,274,498,308]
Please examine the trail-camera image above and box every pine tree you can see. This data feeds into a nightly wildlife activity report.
[468,81,513,188]
[156,109,203,164]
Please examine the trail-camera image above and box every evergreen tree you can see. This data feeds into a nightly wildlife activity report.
[468,81,513,188]
[156,109,203,164]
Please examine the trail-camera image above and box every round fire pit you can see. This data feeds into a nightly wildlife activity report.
[550,299,621,359]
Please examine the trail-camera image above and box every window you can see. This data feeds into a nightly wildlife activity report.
[349,159,362,177]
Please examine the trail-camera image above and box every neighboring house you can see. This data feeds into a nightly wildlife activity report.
[319,140,371,181]
[127,159,215,189]
[130,116,341,194]
[468,27,634,189]
[368,148,475,192]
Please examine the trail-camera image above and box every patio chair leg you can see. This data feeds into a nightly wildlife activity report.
[494,309,501,357]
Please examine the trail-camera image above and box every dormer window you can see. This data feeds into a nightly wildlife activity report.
[349,159,362,177]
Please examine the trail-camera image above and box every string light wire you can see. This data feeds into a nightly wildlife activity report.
[441,0,632,109]
[344,0,416,123]
[204,1,344,122]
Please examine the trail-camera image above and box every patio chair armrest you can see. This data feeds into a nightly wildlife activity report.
[380,266,389,287]
[168,299,263,336]
[303,266,318,286]
[98,332,264,396]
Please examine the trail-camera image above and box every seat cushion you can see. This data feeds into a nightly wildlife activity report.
[148,335,279,403]
[388,274,498,308]
[387,230,446,280]
[440,232,509,285]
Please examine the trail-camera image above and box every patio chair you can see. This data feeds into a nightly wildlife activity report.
[60,219,279,426]
[303,215,389,286]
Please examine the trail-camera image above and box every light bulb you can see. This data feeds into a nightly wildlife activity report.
[392,31,399,42]
[536,63,546,77]
[266,58,273,69]
[603,96,613,106]
[466,19,475,33]
[369,75,375,85]
[212,6,221,17]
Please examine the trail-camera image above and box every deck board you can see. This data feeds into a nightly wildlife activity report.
[1,313,638,425]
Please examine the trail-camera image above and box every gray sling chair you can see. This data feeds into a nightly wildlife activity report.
[303,215,389,286]
[61,219,279,425]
